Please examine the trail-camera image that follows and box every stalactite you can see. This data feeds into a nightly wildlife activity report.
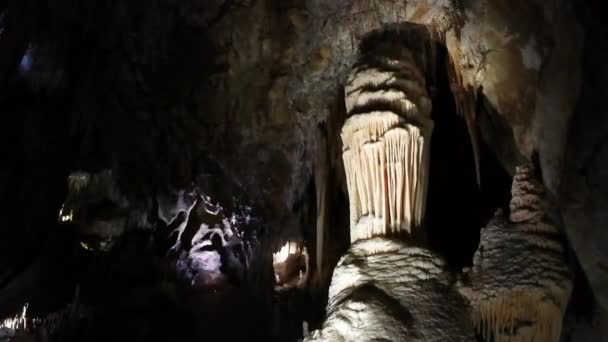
[447,53,481,186]
[460,164,572,342]
[67,172,91,193]
[314,127,328,275]
[341,47,433,243]
[66,169,123,205]
[272,241,309,290]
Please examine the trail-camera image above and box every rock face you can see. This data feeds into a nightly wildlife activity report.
[305,238,476,342]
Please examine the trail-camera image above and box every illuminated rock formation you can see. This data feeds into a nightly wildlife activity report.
[341,45,433,242]
[272,241,309,290]
[0,290,91,341]
[459,165,573,342]
[169,192,256,289]
[306,43,475,341]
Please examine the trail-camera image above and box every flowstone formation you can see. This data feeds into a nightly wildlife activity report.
[306,42,476,341]
[460,165,573,342]
[305,238,475,341]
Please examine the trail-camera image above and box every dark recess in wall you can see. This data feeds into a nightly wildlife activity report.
[425,44,512,269]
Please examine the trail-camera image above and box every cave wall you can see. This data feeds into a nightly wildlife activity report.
[559,1,608,313]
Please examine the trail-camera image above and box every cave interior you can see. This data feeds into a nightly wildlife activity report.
[0,1,607,341]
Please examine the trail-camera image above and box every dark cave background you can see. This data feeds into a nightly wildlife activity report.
[1,1,607,341]
[425,45,512,270]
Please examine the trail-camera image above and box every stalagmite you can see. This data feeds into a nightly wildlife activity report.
[460,165,573,342]
[304,237,476,342]
[342,48,433,242]
[314,128,328,276]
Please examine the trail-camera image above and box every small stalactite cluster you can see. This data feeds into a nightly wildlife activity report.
[341,46,433,243]
[460,164,572,342]
[272,241,309,290]
[0,288,91,340]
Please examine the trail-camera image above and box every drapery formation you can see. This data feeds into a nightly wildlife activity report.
[341,45,433,243]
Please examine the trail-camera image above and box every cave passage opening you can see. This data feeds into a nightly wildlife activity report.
[424,43,512,269]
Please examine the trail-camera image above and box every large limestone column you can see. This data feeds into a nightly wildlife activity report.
[306,42,475,342]
[459,165,573,342]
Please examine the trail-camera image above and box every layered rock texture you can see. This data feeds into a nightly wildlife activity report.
[460,165,572,341]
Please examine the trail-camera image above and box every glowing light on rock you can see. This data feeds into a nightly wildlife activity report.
[178,250,225,286]
[0,290,89,339]
[0,303,28,331]
[272,241,309,290]
[171,192,256,289]
[79,242,92,251]
[273,241,300,264]
[58,204,73,223]
[19,45,34,72]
